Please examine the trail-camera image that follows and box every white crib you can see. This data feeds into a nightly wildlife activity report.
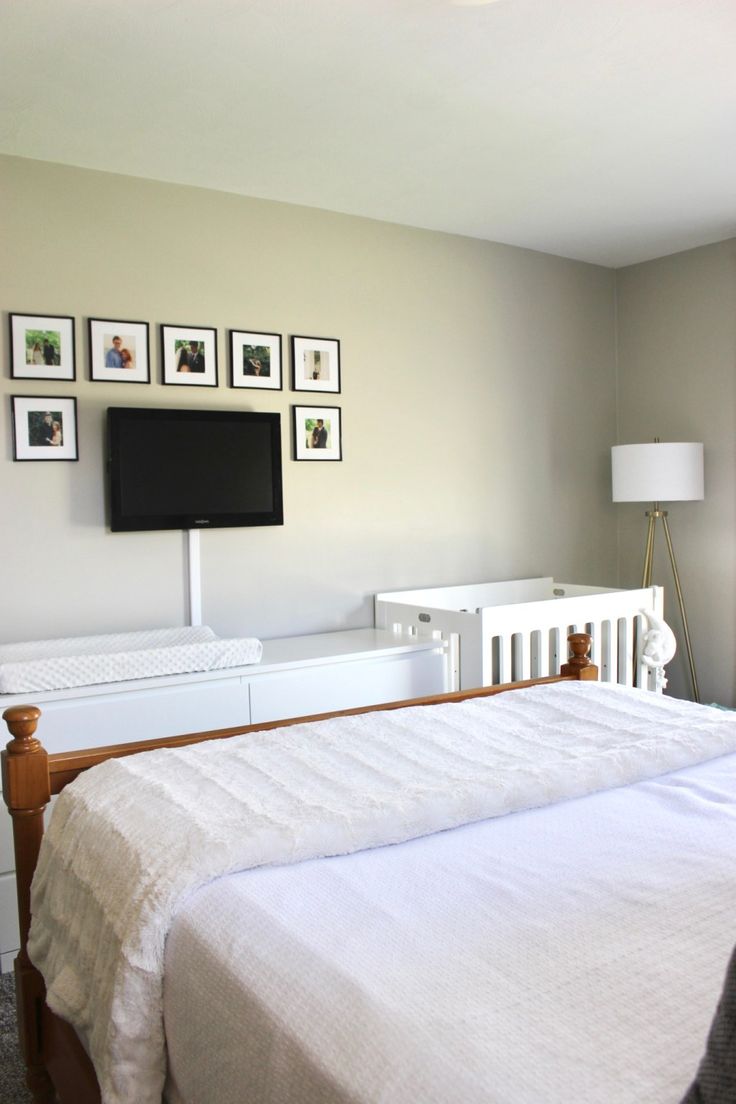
[375,578,664,692]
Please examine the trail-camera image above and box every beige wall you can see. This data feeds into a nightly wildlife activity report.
[1,155,618,645]
[615,238,736,704]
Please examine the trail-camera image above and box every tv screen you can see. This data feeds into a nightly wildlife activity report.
[108,407,284,531]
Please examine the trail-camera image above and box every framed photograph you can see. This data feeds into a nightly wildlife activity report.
[291,335,341,394]
[10,313,76,381]
[11,396,79,461]
[292,405,342,461]
[230,329,282,391]
[161,324,218,387]
[89,318,150,383]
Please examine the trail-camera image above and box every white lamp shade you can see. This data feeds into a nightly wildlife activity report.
[611,442,704,502]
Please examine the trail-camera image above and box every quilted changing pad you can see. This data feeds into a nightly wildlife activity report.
[0,626,263,694]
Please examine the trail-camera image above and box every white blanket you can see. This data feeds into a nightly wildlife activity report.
[28,681,736,1104]
[164,751,736,1104]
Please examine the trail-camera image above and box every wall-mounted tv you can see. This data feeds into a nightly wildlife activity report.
[108,407,283,532]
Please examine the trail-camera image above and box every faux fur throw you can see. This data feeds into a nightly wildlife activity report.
[27,681,736,1104]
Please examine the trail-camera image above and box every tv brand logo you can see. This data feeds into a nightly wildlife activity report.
[194,519,211,525]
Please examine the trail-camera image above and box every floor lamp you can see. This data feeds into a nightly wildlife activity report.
[611,440,704,702]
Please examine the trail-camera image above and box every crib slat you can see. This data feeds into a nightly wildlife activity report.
[609,619,619,686]
[587,622,601,672]
[518,634,531,682]
[548,627,561,677]
[535,631,550,678]
[599,620,613,685]
[496,634,513,684]
[619,618,633,686]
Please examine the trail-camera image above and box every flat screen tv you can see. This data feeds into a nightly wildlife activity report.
[108,407,283,532]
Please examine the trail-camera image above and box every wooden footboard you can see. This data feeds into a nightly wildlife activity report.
[2,634,596,1104]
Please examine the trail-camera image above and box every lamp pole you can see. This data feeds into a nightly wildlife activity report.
[641,504,700,703]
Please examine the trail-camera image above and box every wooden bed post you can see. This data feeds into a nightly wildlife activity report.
[560,632,597,679]
[2,705,56,1104]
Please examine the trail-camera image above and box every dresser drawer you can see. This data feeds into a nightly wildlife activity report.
[0,873,19,958]
[249,649,446,724]
[0,811,13,874]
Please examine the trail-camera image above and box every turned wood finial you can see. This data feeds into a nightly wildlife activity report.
[560,632,597,679]
[3,705,42,755]
[566,632,592,668]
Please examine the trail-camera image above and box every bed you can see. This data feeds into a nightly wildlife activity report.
[2,634,735,1104]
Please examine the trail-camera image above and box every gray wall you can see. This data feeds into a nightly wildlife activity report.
[616,238,736,705]
[1,155,618,645]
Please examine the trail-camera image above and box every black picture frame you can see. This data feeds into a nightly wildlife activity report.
[89,318,151,383]
[11,395,79,461]
[292,404,342,461]
[291,335,341,394]
[229,329,283,391]
[10,312,76,382]
[161,324,218,387]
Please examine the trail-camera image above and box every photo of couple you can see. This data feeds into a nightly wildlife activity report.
[175,339,206,372]
[104,335,136,369]
[29,410,63,447]
[25,330,61,367]
[306,417,329,448]
[243,344,271,377]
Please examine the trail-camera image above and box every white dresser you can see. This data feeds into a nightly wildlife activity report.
[1,627,448,970]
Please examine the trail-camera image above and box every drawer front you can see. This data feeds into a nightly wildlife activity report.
[0,872,19,957]
[1,948,17,973]
[0,813,14,874]
[249,650,446,724]
[22,678,252,755]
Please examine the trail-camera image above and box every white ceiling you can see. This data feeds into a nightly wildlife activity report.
[2,0,735,267]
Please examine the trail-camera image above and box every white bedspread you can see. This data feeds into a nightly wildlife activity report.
[164,750,736,1104]
[27,682,736,1104]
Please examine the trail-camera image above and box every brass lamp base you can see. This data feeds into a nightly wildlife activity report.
[641,504,699,702]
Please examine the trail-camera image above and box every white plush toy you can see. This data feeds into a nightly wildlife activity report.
[640,608,677,690]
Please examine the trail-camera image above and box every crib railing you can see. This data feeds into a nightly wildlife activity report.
[375,582,664,692]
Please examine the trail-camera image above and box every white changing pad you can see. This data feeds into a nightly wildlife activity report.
[0,626,263,694]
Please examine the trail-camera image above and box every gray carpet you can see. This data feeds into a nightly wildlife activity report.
[0,971,33,1104]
